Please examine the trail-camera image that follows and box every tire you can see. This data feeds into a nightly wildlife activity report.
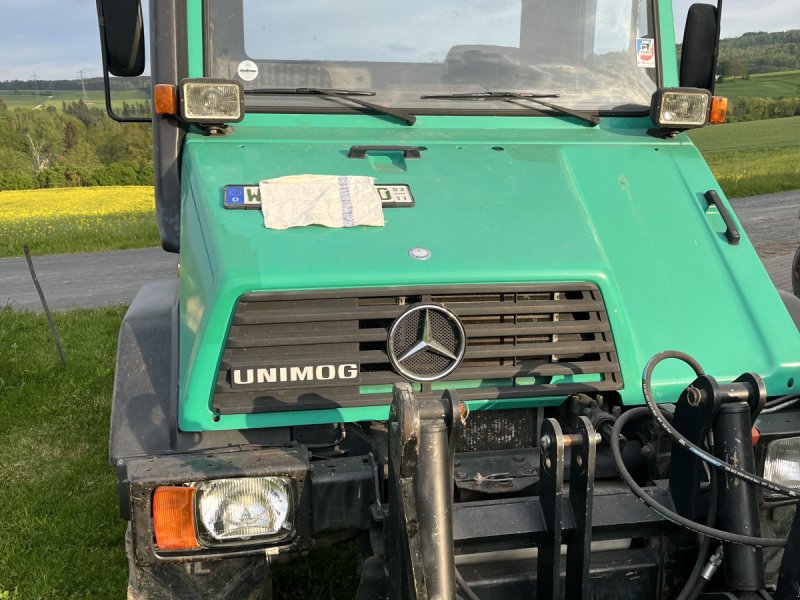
[125,526,272,600]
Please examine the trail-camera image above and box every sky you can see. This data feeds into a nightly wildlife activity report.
[1,0,799,81]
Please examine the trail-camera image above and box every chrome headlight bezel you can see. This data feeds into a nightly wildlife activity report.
[194,476,295,547]
[178,78,245,124]
[650,87,711,130]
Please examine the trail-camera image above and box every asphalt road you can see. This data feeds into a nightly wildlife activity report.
[0,247,176,311]
[1,190,798,311]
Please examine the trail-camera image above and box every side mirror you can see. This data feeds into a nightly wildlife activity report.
[679,3,719,91]
[97,0,145,77]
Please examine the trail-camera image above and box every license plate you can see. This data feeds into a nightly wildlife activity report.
[223,183,415,209]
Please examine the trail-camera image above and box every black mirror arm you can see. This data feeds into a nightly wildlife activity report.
[709,0,723,95]
[96,0,152,123]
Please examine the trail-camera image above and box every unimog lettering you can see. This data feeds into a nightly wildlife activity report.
[231,363,360,387]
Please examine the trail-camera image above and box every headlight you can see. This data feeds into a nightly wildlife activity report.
[179,78,244,124]
[763,437,800,489]
[195,477,293,546]
[650,88,711,130]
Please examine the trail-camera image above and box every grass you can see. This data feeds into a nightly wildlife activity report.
[0,187,159,258]
[0,307,129,599]
[0,307,361,599]
[716,70,800,101]
[0,89,149,112]
[689,116,800,198]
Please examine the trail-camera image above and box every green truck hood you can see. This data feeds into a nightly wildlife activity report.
[178,117,800,431]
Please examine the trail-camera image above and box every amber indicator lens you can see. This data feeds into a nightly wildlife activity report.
[152,486,199,550]
[709,96,728,124]
[153,84,178,116]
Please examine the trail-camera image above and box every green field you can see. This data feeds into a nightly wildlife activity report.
[716,70,800,100]
[0,307,359,600]
[689,115,800,198]
[0,89,149,112]
[0,187,159,259]
[0,307,129,599]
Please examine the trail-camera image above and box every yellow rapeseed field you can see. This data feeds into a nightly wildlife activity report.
[0,186,159,258]
[0,186,154,222]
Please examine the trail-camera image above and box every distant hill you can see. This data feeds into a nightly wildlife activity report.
[0,77,151,92]
[717,30,800,76]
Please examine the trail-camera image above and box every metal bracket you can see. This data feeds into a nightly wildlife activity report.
[387,383,463,600]
[538,416,599,599]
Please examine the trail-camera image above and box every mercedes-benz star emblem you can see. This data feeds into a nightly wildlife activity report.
[387,304,466,382]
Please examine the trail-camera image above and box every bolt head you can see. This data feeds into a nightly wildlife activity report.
[686,386,703,406]
[540,435,552,450]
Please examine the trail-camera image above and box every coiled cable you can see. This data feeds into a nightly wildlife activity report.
[611,406,786,547]
[642,351,800,499]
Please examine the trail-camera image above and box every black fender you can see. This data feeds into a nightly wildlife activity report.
[110,280,290,465]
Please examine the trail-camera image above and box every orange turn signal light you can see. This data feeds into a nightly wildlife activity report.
[751,426,760,447]
[709,96,728,124]
[153,84,178,116]
[153,486,199,550]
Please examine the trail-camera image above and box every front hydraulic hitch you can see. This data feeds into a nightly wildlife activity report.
[387,383,464,600]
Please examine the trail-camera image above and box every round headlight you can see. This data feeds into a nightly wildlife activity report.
[763,437,800,489]
[195,476,293,546]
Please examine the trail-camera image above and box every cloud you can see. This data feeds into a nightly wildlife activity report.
[0,0,104,80]
[673,0,800,39]
[1,0,799,81]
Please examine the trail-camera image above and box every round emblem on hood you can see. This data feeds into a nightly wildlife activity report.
[387,304,466,382]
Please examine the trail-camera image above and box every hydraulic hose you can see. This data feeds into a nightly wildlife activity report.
[675,455,718,600]
[610,407,786,547]
[455,567,482,600]
[642,351,800,499]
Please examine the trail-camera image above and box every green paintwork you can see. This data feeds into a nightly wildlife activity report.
[177,114,800,431]
[175,4,800,433]
[658,0,679,87]
[187,0,203,78]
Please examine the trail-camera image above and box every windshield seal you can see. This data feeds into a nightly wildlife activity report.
[203,0,662,118]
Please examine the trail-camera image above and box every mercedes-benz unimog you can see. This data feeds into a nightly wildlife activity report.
[96,0,800,597]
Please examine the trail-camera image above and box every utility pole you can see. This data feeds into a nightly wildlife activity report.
[78,69,89,103]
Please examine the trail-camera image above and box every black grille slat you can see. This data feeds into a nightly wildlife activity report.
[214,381,622,414]
[463,320,608,338]
[215,360,621,392]
[464,340,615,360]
[232,299,605,325]
[226,327,389,349]
[213,284,623,415]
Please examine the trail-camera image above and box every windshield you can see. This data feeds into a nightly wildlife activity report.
[206,0,659,115]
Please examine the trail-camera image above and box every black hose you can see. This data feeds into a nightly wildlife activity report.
[611,407,786,547]
[455,567,481,600]
[765,393,800,408]
[762,397,800,414]
[675,460,718,600]
[642,351,800,499]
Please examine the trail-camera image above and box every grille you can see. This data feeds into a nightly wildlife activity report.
[457,408,538,452]
[213,284,622,415]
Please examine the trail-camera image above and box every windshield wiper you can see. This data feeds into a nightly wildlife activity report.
[246,87,416,126]
[420,91,599,127]
[421,91,560,100]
